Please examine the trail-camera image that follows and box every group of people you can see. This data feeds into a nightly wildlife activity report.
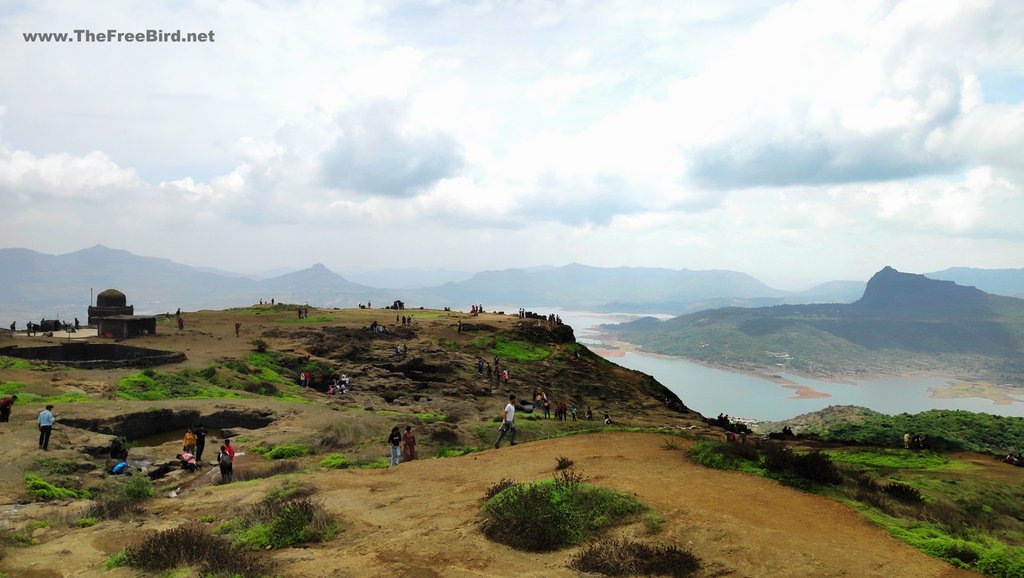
[175,427,235,483]
[388,425,417,466]
[397,314,414,326]
[327,374,350,395]
[492,394,610,450]
[902,432,930,450]
[0,398,57,450]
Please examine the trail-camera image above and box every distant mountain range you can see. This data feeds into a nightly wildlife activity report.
[1,246,1022,325]
[601,267,1024,380]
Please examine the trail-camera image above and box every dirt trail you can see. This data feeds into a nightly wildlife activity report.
[4,432,979,578]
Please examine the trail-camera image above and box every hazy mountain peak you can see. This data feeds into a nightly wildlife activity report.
[855,266,989,316]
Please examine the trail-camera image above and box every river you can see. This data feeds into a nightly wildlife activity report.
[501,305,1024,422]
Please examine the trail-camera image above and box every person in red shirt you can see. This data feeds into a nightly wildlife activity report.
[0,395,16,423]
[223,438,235,462]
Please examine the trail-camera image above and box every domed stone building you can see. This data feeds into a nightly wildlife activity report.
[88,289,157,338]
[88,289,134,325]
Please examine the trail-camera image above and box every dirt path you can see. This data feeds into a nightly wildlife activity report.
[4,432,976,578]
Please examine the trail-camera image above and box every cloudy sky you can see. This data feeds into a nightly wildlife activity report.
[0,0,1021,289]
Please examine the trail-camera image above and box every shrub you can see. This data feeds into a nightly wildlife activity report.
[882,482,923,503]
[104,550,127,570]
[661,438,681,450]
[124,523,273,577]
[251,339,268,353]
[264,481,314,503]
[481,469,645,551]
[265,444,312,460]
[690,440,758,471]
[430,428,460,445]
[122,476,154,501]
[76,517,98,528]
[84,497,144,520]
[485,478,517,501]
[319,454,349,469]
[791,451,842,485]
[437,447,477,458]
[570,539,700,577]
[231,498,337,550]
[555,456,574,471]
[243,381,280,396]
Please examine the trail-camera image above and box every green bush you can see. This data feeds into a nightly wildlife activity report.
[122,476,154,501]
[689,440,759,471]
[227,498,338,550]
[76,517,98,528]
[437,447,478,458]
[124,523,273,576]
[265,444,312,459]
[481,469,645,551]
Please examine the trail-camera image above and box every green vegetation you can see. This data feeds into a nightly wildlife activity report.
[0,530,35,547]
[826,448,970,471]
[24,473,91,501]
[124,523,273,576]
[472,335,551,361]
[198,515,217,524]
[217,495,338,551]
[264,481,313,503]
[0,356,42,370]
[318,454,349,469]
[103,550,128,570]
[114,356,308,402]
[0,380,90,404]
[33,457,80,475]
[354,456,389,469]
[776,406,1024,454]
[437,446,478,458]
[76,517,98,528]
[265,444,313,459]
[274,315,334,324]
[122,476,155,500]
[481,469,646,551]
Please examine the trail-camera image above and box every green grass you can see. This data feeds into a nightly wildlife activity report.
[415,412,446,423]
[273,316,335,324]
[76,517,98,528]
[319,454,349,469]
[0,356,43,370]
[826,449,973,471]
[354,457,390,469]
[265,444,313,460]
[472,335,551,361]
[103,550,128,570]
[437,446,478,458]
[24,473,91,501]
[0,380,91,404]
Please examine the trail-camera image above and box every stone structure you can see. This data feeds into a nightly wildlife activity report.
[96,315,158,339]
[88,289,134,325]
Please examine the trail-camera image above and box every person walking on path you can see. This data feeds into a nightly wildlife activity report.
[389,426,403,466]
[402,425,417,462]
[38,404,55,450]
[217,444,233,483]
[494,394,517,448]
[0,395,16,422]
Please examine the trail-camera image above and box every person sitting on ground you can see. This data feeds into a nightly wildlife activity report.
[603,410,612,425]
[176,453,198,472]
[109,436,128,460]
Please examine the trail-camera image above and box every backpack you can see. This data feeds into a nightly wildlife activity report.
[218,452,232,467]
[111,462,129,474]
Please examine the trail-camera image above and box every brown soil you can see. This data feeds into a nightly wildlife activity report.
[0,432,978,578]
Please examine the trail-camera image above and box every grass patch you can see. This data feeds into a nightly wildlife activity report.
[437,446,478,458]
[319,454,349,469]
[233,460,301,482]
[0,380,91,404]
[103,550,128,570]
[689,440,761,473]
[265,444,313,460]
[827,449,969,471]
[264,481,314,503]
[220,497,338,551]
[24,473,91,501]
[481,469,646,551]
[472,335,551,361]
[76,517,98,528]
[273,316,334,324]
[354,456,390,469]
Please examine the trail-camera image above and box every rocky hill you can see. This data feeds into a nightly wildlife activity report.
[601,267,1024,380]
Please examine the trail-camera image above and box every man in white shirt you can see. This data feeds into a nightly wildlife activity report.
[494,394,517,448]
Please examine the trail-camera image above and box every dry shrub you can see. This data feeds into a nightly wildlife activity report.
[124,523,273,577]
[430,428,460,445]
[555,456,574,471]
[85,497,144,520]
[570,539,700,577]
[485,478,516,500]
[314,422,377,451]
[882,482,923,503]
[233,460,300,482]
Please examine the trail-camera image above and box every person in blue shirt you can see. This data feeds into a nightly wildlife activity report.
[38,404,55,450]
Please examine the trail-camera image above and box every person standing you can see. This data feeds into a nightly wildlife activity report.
[38,404,55,450]
[182,428,197,454]
[494,394,517,448]
[234,322,241,337]
[194,423,208,462]
[402,425,417,462]
[217,444,233,483]
[388,426,403,466]
[571,405,577,422]
[0,395,16,422]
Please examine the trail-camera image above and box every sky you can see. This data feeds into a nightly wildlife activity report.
[0,0,1022,290]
